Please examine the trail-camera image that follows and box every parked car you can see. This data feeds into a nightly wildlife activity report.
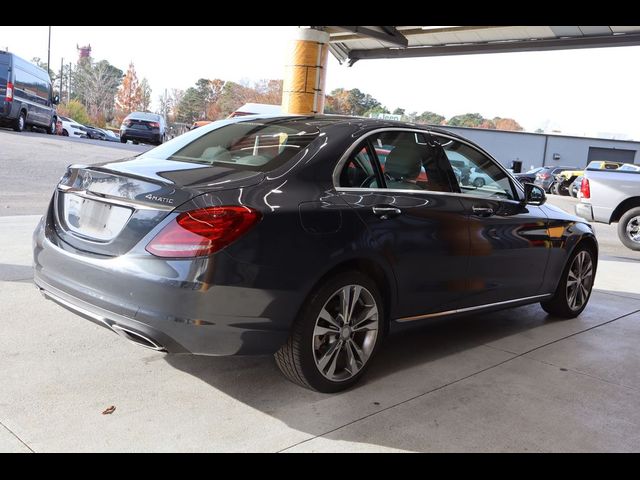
[569,175,583,198]
[553,161,623,196]
[58,116,87,138]
[97,128,120,142]
[514,167,544,185]
[0,50,59,133]
[120,111,166,145]
[79,125,104,139]
[576,163,640,250]
[534,165,574,192]
[34,116,598,393]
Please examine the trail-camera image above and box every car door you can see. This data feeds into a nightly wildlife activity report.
[432,132,551,307]
[336,129,470,319]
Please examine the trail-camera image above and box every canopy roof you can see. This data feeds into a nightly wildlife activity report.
[324,26,640,65]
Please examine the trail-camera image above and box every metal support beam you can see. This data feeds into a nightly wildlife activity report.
[334,26,408,48]
[348,33,640,62]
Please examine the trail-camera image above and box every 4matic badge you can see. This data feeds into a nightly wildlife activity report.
[145,194,174,204]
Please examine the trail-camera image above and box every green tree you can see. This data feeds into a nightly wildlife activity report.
[392,107,405,116]
[176,87,203,123]
[415,111,445,125]
[363,105,390,117]
[57,99,90,125]
[447,113,485,128]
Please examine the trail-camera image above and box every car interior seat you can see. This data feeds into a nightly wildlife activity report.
[384,145,424,190]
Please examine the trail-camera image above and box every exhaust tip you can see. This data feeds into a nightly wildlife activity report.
[110,325,165,352]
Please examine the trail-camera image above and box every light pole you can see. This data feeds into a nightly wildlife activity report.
[47,26,51,74]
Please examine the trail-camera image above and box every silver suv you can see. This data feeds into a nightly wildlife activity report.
[120,112,166,145]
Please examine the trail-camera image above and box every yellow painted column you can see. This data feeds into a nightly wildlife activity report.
[281,28,330,114]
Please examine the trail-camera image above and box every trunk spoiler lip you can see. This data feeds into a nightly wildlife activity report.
[57,184,175,211]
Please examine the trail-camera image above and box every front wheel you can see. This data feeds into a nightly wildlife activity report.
[275,271,383,393]
[120,136,127,143]
[617,207,640,251]
[473,177,485,188]
[541,246,596,318]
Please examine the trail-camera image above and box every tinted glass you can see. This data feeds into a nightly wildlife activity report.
[437,136,516,200]
[0,64,8,82]
[369,131,454,192]
[166,120,319,172]
[339,143,380,188]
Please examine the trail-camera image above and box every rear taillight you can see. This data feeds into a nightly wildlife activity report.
[148,122,160,128]
[580,178,590,199]
[6,81,13,101]
[146,206,261,258]
[538,173,550,179]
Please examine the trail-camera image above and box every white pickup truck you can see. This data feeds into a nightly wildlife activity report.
[576,163,640,250]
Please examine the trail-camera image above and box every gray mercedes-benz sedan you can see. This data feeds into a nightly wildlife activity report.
[34,115,598,392]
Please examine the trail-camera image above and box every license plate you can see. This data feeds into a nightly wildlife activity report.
[62,194,132,241]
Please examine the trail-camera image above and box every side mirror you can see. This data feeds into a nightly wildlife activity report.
[53,95,60,105]
[523,183,546,206]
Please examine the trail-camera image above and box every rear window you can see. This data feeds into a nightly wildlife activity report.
[166,120,320,172]
[0,64,8,81]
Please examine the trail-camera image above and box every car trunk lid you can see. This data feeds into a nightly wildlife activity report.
[50,158,265,257]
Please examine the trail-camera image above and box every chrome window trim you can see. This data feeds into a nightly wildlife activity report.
[395,293,553,323]
[429,131,525,200]
[331,127,525,201]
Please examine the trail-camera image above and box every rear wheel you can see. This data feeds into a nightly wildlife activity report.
[120,136,127,143]
[275,271,383,393]
[541,246,595,318]
[13,111,25,132]
[617,207,640,251]
[48,118,57,135]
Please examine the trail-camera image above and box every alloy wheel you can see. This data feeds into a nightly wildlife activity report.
[625,216,640,244]
[566,250,594,311]
[312,285,379,382]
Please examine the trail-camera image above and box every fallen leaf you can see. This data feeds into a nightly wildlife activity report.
[102,405,116,415]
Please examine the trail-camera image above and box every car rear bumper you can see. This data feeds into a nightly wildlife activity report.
[32,217,294,356]
[121,128,161,142]
[575,202,594,222]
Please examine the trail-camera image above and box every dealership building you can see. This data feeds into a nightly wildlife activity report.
[441,126,640,172]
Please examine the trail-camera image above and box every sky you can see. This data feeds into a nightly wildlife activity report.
[2,25,639,140]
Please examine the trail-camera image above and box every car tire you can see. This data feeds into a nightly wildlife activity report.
[47,118,57,135]
[541,245,596,318]
[617,207,640,251]
[120,136,127,144]
[275,271,384,393]
[62,129,69,136]
[473,177,485,188]
[13,111,26,132]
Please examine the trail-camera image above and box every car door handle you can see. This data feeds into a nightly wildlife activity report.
[372,206,402,220]
[471,206,494,217]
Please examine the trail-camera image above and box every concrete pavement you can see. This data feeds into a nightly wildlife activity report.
[1,215,639,452]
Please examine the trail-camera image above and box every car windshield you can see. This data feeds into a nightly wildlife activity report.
[163,120,320,172]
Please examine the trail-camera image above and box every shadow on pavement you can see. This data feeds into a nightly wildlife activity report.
[164,287,640,449]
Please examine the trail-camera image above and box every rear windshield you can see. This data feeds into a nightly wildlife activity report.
[166,120,320,172]
[0,64,8,81]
